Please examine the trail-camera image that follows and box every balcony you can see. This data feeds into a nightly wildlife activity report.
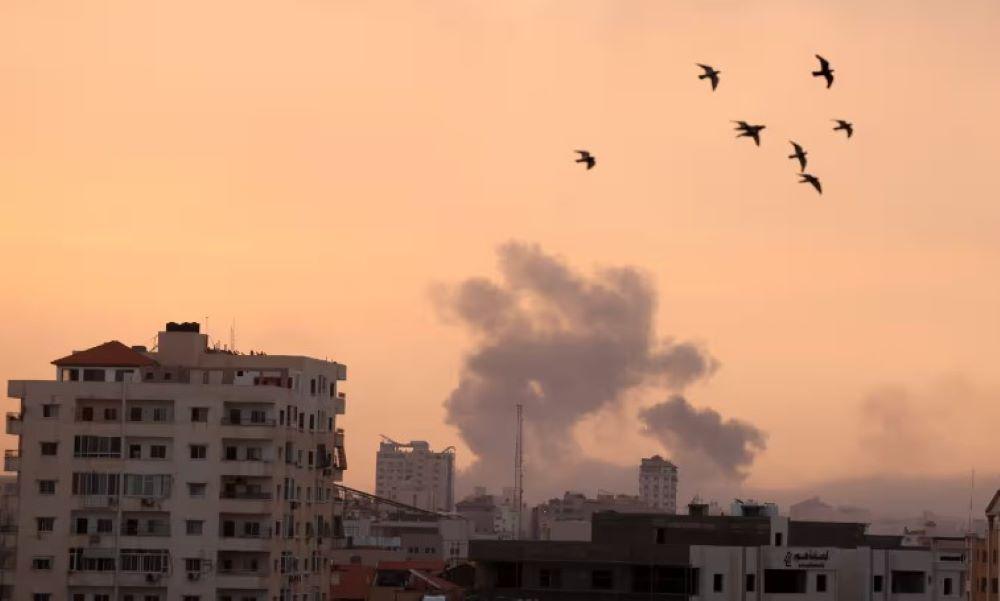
[79,495,118,509]
[4,413,21,436]
[333,392,346,415]
[221,416,276,427]
[121,523,171,537]
[219,527,273,551]
[2,450,18,472]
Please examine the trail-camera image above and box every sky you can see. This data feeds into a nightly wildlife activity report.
[2,0,1000,517]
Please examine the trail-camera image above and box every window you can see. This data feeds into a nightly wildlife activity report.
[37,480,56,495]
[71,472,120,495]
[31,556,53,570]
[279,410,285,425]
[246,447,262,461]
[83,368,106,382]
[185,558,202,572]
[95,595,110,601]
[191,407,208,422]
[592,569,614,590]
[891,571,926,594]
[36,517,54,532]
[873,575,884,592]
[655,527,666,544]
[746,574,756,592]
[944,577,953,596]
[816,573,827,592]
[182,597,201,601]
[775,532,783,546]
[42,404,58,418]
[104,407,118,420]
[96,519,113,533]
[114,369,132,382]
[75,518,88,534]
[250,410,267,424]
[189,445,207,459]
[152,408,168,422]
[40,442,58,455]
[225,446,238,461]
[150,445,167,459]
[129,407,143,421]
[123,474,172,497]
[713,574,724,593]
[188,482,206,497]
[129,444,142,459]
[74,435,122,458]
[186,520,203,535]
[64,368,79,381]
[32,594,51,601]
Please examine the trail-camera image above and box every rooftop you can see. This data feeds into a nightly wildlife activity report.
[52,340,157,368]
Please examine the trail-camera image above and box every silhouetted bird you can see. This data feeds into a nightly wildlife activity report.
[812,55,834,88]
[799,173,822,194]
[832,119,854,138]
[732,121,766,146]
[696,63,721,91]
[788,141,808,171]
[575,150,596,170]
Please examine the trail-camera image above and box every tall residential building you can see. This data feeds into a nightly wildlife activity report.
[375,440,454,513]
[0,475,17,601]
[638,455,678,513]
[5,321,349,601]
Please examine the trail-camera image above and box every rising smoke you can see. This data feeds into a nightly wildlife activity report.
[437,242,766,500]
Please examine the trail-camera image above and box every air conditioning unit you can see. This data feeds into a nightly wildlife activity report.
[88,534,101,545]
[187,571,200,581]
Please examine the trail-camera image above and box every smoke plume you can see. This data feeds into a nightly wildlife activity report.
[638,395,767,480]
[438,242,765,500]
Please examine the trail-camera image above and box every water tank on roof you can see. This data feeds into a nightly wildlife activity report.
[165,322,200,333]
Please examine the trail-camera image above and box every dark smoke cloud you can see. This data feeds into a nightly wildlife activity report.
[638,395,767,480]
[438,242,763,500]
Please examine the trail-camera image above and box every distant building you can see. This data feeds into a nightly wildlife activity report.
[790,496,873,523]
[376,440,455,513]
[638,455,678,513]
[531,491,650,541]
[730,498,780,518]
[456,487,520,540]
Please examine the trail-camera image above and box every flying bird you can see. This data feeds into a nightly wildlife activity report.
[574,150,596,170]
[832,119,854,138]
[788,141,808,171]
[696,63,721,91]
[812,54,835,88]
[799,173,822,194]
[732,121,766,146]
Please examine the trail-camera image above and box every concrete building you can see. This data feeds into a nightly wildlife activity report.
[639,455,678,514]
[375,440,455,513]
[456,487,520,540]
[471,511,969,600]
[0,475,16,601]
[5,321,349,601]
[531,491,650,541]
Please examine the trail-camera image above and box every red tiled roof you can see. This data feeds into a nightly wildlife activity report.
[331,564,375,600]
[376,560,446,574]
[52,340,157,368]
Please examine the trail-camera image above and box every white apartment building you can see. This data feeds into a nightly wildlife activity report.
[4,322,349,601]
[375,440,454,513]
[639,455,678,513]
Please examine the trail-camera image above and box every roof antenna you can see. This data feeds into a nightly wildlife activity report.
[968,468,976,534]
[230,319,237,354]
[204,315,210,346]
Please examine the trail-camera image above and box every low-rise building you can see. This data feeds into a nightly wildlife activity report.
[531,491,651,541]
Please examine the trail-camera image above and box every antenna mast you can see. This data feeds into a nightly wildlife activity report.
[968,468,976,534]
[514,404,523,540]
[230,319,236,353]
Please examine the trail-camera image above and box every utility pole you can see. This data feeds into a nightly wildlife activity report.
[514,404,523,540]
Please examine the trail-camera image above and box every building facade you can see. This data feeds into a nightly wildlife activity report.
[375,440,455,513]
[639,455,678,514]
[0,475,16,601]
[471,512,970,601]
[531,491,649,541]
[5,322,349,601]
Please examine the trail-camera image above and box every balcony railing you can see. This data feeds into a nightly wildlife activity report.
[221,417,276,426]
[220,526,273,539]
[5,413,21,436]
[220,491,273,500]
[3,450,19,473]
[121,524,171,537]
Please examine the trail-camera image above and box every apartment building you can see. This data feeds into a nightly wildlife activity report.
[375,440,454,513]
[0,475,16,601]
[639,455,678,513]
[5,321,349,601]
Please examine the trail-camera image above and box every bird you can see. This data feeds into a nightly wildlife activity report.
[574,150,596,170]
[812,54,834,88]
[732,121,766,146]
[696,63,721,91]
[788,141,808,171]
[799,173,822,194]
[832,119,854,138]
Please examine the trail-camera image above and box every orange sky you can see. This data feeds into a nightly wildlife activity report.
[2,0,1000,512]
